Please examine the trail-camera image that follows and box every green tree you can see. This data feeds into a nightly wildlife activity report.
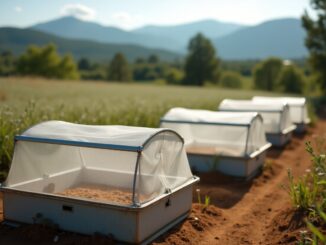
[184,33,220,86]
[107,53,131,82]
[78,58,91,71]
[253,57,283,91]
[220,71,243,89]
[0,50,16,76]
[135,57,145,64]
[17,43,79,79]
[148,54,159,64]
[57,54,79,79]
[302,0,326,93]
[278,65,305,94]
[165,68,183,85]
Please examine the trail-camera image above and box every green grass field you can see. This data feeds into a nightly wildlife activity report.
[0,77,284,178]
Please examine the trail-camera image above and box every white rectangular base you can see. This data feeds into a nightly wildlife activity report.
[1,168,198,244]
[266,131,293,147]
[187,151,267,180]
[294,123,309,134]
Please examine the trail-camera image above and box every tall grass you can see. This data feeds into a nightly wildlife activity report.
[287,141,326,211]
[287,140,326,243]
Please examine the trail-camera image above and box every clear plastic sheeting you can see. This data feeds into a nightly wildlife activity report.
[252,96,310,124]
[160,108,269,157]
[5,121,194,206]
[218,99,294,134]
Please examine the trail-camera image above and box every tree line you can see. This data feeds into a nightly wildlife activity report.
[1,0,325,96]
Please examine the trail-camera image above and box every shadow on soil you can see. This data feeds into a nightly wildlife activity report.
[267,147,284,158]
[192,171,254,209]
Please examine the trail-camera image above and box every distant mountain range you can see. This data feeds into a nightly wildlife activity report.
[214,18,307,59]
[0,28,181,62]
[133,19,244,47]
[32,16,183,52]
[0,16,308,60]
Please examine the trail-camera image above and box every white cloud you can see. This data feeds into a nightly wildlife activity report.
[60,3,96,21]
[110,12,143,30]
[14,6,23,13]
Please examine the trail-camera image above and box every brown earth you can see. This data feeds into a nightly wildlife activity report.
[153,119,326,245]
[0,119,325,244]
[57,185,136,205]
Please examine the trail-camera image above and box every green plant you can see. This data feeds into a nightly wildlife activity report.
[17,43,79,79]
[302,0,326,94]
[287,169,318,211]
[204,195,211,209]
[298,230,314,245]
[220,71,243,89]
[278,65,305,94]
[306,209,326,244]
[195,188,211,210]
[253,57,283,91]
[287,141,326,212]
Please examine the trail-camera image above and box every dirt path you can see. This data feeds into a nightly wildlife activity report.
[155,119,326,245]
[0,120,325,244]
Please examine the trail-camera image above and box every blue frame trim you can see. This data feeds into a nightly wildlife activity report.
[219,109,282,113]
[160,119,250,127]
[15,136,142,152]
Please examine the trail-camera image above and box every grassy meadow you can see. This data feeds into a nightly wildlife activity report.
[0,77,284,179]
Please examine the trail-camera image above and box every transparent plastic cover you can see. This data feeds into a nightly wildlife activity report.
[5,121,194,206]
[252,96,310,124]
[218,99,294,133]
[160,108,268,157]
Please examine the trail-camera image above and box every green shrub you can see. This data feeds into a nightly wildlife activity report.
[286,140,326,243]
[17,44,79,79]
[220,71,243,89]
[286,141,326,211]
[287,169,318,210]
[253,57,283,91]
[278,65,305,94]
[165,68,183,85]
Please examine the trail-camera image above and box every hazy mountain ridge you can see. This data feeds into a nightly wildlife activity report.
[32,16,183,52]
[1,17,309,60]
[133,19,245,46]
[214,18,307,59]
[0,27,181,62]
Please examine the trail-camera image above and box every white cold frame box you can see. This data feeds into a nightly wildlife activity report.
[218,99,297,147]
[252,96,311,133]
[1,121,199,244]
[160,108,272,179]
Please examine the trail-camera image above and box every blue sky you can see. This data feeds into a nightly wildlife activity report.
[0,0,312,30]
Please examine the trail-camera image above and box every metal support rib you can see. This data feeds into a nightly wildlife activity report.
[132,151,142,206]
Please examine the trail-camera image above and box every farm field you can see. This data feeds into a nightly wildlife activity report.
[0,77,324,244]
[0,77,282,177]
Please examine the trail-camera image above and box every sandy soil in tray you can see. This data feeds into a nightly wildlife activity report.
[56,185,135,205]
[0,119,325,244]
